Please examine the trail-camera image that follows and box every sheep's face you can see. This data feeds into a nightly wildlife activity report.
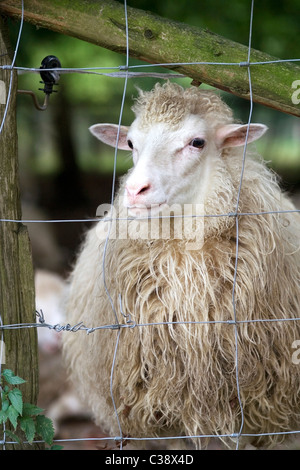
[124,114,211,216]
[90,114,267,218]
[91,114,211,216]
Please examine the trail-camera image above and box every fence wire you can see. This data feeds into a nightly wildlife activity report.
[0,0,300,451]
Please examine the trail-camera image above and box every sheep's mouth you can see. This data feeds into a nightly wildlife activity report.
[127,202,167,217]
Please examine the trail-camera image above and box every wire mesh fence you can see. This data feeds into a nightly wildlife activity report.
[1,0,300,451]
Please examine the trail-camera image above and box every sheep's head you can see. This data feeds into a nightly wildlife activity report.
[90,82,267,217]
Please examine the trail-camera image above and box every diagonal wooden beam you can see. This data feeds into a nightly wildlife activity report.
[0,0,300,117]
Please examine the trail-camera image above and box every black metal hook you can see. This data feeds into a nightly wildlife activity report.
[17,55,61,111]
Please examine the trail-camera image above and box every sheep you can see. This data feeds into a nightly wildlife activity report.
[35,269,66,354]
[63,82,300,449]
[35,269,93,439]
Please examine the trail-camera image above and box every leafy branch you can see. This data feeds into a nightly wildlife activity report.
[0,369,62,450]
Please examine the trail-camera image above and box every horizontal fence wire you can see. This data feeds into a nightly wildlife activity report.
[1,0,300,450]
[3,58,300,76]
[0,208,300,224]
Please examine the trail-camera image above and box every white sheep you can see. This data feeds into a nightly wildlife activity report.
[63,82,300,449]
[35,269,66,354]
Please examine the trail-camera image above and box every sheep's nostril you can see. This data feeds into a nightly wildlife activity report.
[126,183,151,198]
[137,183,151,195]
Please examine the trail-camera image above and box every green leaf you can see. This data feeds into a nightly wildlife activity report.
[2,369,26,385]
[23,403,44,417]
[20,416,36,444]
[7,405,19,429]
[47,444,64,450]
[35,415,55,446]
[8,388,23,415]
[5,429,21,444]
[2,399,10,412]
[0,408,9,424]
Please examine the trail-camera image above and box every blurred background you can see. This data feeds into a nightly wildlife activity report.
[6,0,300,449]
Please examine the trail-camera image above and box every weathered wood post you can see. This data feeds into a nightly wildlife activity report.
[0,16,42,450]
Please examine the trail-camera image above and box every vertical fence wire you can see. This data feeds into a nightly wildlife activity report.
[231,0,254,449]
[104,0,130,450]
[0,0,300,449]
[0,0,24,135]
[0,0,25,450]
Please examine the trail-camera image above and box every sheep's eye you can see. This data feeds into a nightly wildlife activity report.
[127,139,133,149]
[190,138,205,149]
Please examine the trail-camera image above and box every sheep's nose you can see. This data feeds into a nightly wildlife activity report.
[125,183,151,202]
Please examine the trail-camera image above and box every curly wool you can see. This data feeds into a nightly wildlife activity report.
[63,84,300,449]
[132,81,234,129]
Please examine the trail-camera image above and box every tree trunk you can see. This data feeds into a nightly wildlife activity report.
[0,0,300,117]
[0,16,42,450]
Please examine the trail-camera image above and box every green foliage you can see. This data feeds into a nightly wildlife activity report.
[0,369,63,449]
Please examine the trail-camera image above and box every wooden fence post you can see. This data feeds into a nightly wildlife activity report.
[0,16,42,450]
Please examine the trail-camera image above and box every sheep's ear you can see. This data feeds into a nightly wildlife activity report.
[216,124,268,149]
[89,124,131,150]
